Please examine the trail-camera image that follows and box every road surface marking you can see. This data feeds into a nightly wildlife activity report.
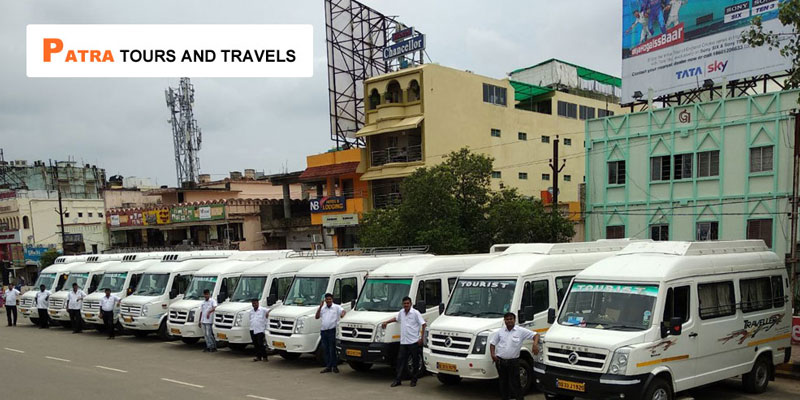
[161,378,204,388]
[166,341,182,345]
[95,365,128,373]
[4,348,25,353]
[247,396,277,400]
[45,356,71,362]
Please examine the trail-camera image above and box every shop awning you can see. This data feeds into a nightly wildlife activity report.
[360,164,422,181]
[299,161,360,181]
[355,116,423,138]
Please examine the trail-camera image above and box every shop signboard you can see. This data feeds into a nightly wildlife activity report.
[170,204,225,223]
[322,213,359,227]
[310,196,346,213]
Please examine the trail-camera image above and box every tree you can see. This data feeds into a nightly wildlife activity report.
[742,0,800,96]
[358,207,404,248]
[488,188,575,244]
[39,249,60,268]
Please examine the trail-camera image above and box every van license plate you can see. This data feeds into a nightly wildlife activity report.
[20,308,27,313]
[217,333,227,340]
[170,328,181,335]
[272,341,286,349]
[49,310,58,315]
[346,349,362,357]
[85,313,94,318]
[556,379,585,392]
[437,362,458,372]
[123,316,133,323]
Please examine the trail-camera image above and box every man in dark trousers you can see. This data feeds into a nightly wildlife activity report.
[67,282,86,333]
[315,293,345,373]
[35,284,51,329]
[3,283,20,326]
[99,288,120,339]
[249,299,270,362]
[490,313,539,400]
[382,296,426,387]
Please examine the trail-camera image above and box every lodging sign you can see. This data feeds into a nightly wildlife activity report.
[621,0,792,103]
[310,196,346,213]
[382,27,425,60]
[170,204,226,223]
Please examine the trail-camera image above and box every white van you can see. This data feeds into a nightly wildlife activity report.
[338,254,493,375]
[18,255,90,324]
[266,255,427,362]
[167,250,293,344]
[120,251,234,339]
[47,254,121,325]
[424,240,638,392]
[213,257,322,350]
[81,253,166,330]
[535,240,792,400]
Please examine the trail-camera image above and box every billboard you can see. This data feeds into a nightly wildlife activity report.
[170,204,226,223]
[621,0,793,103]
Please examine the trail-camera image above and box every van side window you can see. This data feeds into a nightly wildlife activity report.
[416,279,442,309]
[333,277,358,305]
[219,277,239,302]
[448,277,457,293]
[521,280,549,314]
[698,281,735,319]
[663,286,690,323]
[56,274,69,291]
[740,277,772,313]
[270,277,294,301]
[555,276,574,307]
[771,276,785,308]
[88,274,103,294]
[127,274,142,295]
[173,275,192,294]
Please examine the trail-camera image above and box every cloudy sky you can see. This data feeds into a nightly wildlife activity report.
[0,0,622,186]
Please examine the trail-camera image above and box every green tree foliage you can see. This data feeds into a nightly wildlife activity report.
[39,249,61,268]
[359,148,575,254]
[742,0,800,96]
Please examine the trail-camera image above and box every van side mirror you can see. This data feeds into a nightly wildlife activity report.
[217,293,227,304]
[267,294,278,306]
[438,303,445,315]
[169,289,178,300]
[523,306,535,321]
[661,317,683,338]
[350,299,356,309]
[414,300,426,314]
[547,308,556,324]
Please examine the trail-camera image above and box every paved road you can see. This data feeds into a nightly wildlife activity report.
[1,320,799,400]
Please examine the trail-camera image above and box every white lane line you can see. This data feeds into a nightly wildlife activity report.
[166,341,182,345]
[3,348,25,353]
[161,378,204,388]
[95,365,128,373]
[45,356,71,362]
[246,396,277,400]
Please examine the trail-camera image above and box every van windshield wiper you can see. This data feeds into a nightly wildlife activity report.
[448,310,476,317]
[601,324,646,331]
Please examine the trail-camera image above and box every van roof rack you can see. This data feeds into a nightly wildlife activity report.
[501,239,646,255]
[619,240,769,256]
[287,246,429,258]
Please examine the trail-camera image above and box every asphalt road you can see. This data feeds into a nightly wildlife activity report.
[1,318,799,400]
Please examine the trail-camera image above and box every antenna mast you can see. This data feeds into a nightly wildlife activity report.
[165,78,202,186]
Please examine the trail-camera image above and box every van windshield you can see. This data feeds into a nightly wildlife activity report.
[135,273,169,296]
[231,276,267,302]
[99,272,128,293]
[446,279,516,318]
[62,273,90,291]
[184,276,218,300]
[284,277,329,306]
[34,273,56,290]
[558,282,659,331]
[355,279,412,312]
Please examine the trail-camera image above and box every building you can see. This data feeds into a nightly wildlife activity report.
[585,89,798,259]
[355,59,625,209]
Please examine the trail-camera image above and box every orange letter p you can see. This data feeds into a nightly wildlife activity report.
[43,38,63,62]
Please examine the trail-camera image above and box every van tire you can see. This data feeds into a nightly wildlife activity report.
[743,355,771,394]
[348,361,373,372]
[643,377,672,400]
[519,358,534,393]
[157,319,173,341]
[279,351,302,361]
[181,337,201,345]
[436,373,461,385]
[30,317,39,325]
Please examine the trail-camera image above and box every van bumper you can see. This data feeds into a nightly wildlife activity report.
[534,362,647,400]
[48,308,70,321]
[423,348,498,380]
[168,321,203,338]
[337,340,398,364]
[121,314,162,331]
[214,326,251,344]
[267,332,318,353]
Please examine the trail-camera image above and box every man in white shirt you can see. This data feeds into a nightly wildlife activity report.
[489,312,540,400]
[35,284,51,329]
[67,282,87,333]
[381,296,426,387]
[199,289,218,353]
[249,299,271,362]
[315,292,346,373]
[4,283,21,326]
[99,288,120,339]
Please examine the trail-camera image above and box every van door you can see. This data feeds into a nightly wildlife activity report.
[519,278,549,331]
[127,273,142,297]
[694,279,738,387]
[218,276,239,303]
[332,275,359,309]
[415,277,444,324]
[657,284,697,391]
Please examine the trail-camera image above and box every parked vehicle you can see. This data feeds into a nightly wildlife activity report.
[266,255,429,362]
[47,254,121,325]
[535,240,792,400]
[18,255,90,325]
[81,253,166,330]
[167,251,293,344]
[120,251,235,339]
[424,240,639,392]
[213,257,322,350]
[338,254,494,375]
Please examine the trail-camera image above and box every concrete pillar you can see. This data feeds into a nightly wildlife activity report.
[283,184,292,219]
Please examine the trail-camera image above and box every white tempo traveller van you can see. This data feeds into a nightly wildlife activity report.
[120,251,234,339]
[19,255,89,324]
[424,241,637,392]
[167,251,293,344]
[338,254,493,375]
[47,254,120,325]
[267,255,426,362]
[213,257,320,350]
[535,240,792,400]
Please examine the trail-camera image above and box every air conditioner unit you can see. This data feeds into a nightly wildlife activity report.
[312,234,323,243]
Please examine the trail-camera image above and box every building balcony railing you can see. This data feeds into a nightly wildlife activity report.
[371,145,422,167]
[373,192,402,209]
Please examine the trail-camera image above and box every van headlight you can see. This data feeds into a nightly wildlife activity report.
[423,327,429,348]
[609,347,631,375]
[233,311,244,327]
[536,336,545,363]
[187,310,196,323]
[62,300,69,309]
[294,316,306,334]
[375,324,386,341]
[141,304,149,316]
[472,330,491,354]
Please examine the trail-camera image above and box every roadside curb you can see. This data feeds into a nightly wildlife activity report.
[776,363,800,381]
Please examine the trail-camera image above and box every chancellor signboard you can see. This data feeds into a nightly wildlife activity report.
[621,0,792,103]
[310,196,346,213]
[382,33,425,60]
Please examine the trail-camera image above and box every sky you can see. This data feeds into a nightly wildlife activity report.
[0,0,622,187]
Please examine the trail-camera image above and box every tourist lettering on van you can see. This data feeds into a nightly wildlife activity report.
[459,280,510,289]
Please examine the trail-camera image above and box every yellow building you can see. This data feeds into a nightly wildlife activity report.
[356,59,625,209]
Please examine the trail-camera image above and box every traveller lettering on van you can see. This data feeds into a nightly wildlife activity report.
[718,313,784,345]
[646,338,677,357]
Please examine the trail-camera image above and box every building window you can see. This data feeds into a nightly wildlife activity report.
[673,153,693,180]
[650,224,669,241]
[407,80,420,102]
[385,80,402,103]
[491,171,502,179]
[579,105,596,120]
[557,101,577,119]
[341,179,355,199]
[64,212,70,218]
[606,225,625,239]
[518,172,528,180]
[697,150,720,178]
[564,175,571,181]
[368,89,380,110]
[541,135,550,143]
[747,219,773,248]
[598,109,615,117]
[698,281,736,319]
[483,83,507,106]
[518,132,527,141]
[22,216,29,229]
[78,212,83,218]
[491,128,501,138]
[535,99,552,114]
[98,212,103,217]
[696,221,718,241]
[650,156,671,181]
[542,173,550,181]
[608,161,626,185]
[564,138,572,146]
[750,146,773,173]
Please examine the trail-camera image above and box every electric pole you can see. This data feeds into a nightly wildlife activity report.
[51,160,67,254]
[790,112,800,311]
[549,135,566,210]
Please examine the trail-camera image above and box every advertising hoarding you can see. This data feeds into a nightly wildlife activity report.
[143,208,171,225]
[621,0,792,103]
[170,204,225,223]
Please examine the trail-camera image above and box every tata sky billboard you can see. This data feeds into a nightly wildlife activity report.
[621,0,793,103]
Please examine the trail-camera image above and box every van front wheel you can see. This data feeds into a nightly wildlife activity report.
[643,377,672,400]
[518,358,534,393]
[743,356,771,394]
